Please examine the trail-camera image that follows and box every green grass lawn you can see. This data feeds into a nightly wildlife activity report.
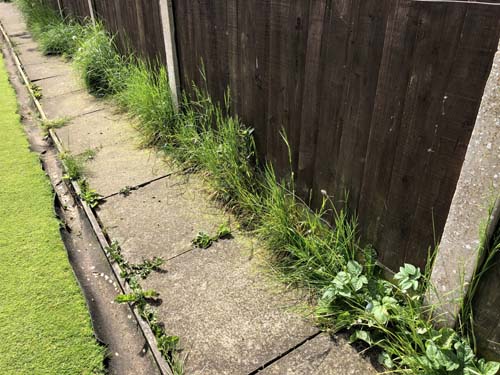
[0,54,105,373]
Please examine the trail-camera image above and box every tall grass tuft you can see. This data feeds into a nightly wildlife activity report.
[17,0,88,57]
[73,23,125,97]
[17,0,61,37]
[38,21,88,57]
[115,60,176,147]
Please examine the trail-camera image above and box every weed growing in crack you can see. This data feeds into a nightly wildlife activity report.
[60,152,84,181]
[106,241,164,281]
[119,185,136,197]
[60,148,97,181]
[30,83,42,100]
[40,117,70,135]
[106,241,182,371]
[192,223,232,249]
[115,290,159,304]
[79,179,101,208]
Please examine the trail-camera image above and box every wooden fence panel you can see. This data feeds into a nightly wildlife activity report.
[42,0,60,12]
[93,0,166,64]
[172,0,500,270]
[59,0,91,20]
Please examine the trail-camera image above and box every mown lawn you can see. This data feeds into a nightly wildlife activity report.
[0,54,105,374]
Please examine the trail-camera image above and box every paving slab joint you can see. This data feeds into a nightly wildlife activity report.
[101,172,178,200]
[247,331,322,375]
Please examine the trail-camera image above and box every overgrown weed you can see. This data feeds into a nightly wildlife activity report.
[114,60,176,147]
[192,223,232,249]
[17,0,88,57]
[107,241,182,371]
[38,20,88,57]
[73,23,126,97]
[459,209,500,352]
[41,117,69,134]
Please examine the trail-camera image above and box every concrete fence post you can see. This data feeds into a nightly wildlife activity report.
[158,0,180,109]
[86,0,96,25]
[427,46,500,327]
[56,0,64,18]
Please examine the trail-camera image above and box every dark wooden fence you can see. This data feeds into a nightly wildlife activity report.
[59,0,91,19]
[92,0,166,64]
[48,0,500,271]
[171,0,500,271]
[56,0,166,64]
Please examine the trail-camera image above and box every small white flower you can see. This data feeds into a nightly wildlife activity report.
[320,189,327,196]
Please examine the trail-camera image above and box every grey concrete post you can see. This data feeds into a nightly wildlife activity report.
[56,0,64,18]
[86,0,96,25]
[427,46,500,327]
[158,0,180,109]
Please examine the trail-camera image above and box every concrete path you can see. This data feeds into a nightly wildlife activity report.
[0,3,377,374]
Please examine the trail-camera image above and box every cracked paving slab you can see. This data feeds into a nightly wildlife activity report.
[55,109,139,154]
[40,90,106,118]
[23,58,72,81]
[10,31,32,46]
[33,73,84,99]
[259,333,377,375]
[142,239,319,374]
[96,174,224,262]
[95,176,377,374]
[83,143,168,197]
[14,41,60,66]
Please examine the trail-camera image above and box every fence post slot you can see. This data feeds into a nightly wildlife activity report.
[158,0,180,109]
[87,0,96,25]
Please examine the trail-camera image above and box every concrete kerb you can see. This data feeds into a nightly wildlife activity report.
[0,21,173,375]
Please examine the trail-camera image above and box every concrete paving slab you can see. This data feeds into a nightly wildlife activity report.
[260,334,376,375]
[34,72,83,99]
[96,174,223,262]
[55,109,137,154]
[0,3,27,35]
[10,31,33,46]
[142,240,319,375]
[41,90,105,119]
[14,41,59,66]
[82,142,168,197]
[24,59,72,81]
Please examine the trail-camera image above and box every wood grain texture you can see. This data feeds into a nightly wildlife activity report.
[172,0,500,271]
[92,0,166,64]
[59,0,91,20]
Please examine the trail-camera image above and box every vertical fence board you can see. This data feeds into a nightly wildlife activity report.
[92,0,166,64]
[171,0,500,271]
[59,0,91,20]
